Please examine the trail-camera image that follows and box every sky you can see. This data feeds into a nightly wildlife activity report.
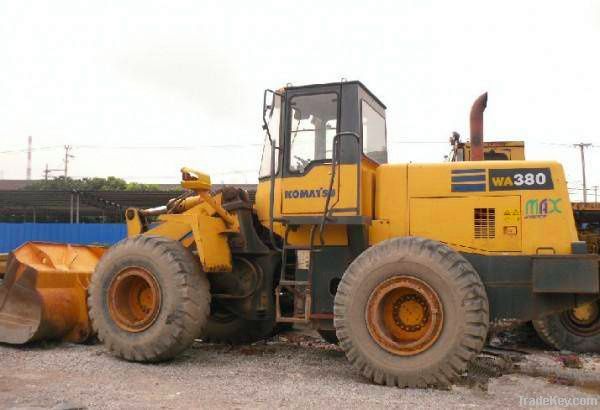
[1,0,599,200]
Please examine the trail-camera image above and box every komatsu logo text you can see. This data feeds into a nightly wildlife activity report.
[284,188,336,199]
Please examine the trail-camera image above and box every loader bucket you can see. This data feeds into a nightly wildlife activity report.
[0,253,7,277]
[0,242,105,345]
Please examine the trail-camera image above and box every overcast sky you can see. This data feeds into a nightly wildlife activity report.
[1,1,599,200]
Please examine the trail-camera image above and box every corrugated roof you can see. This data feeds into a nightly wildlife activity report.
[0,184,257,220]
[0,179,186,192]
[0,180,31,190]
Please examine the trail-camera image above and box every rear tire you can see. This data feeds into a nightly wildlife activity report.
[532,301,600,353]
[89,235,210,362]
[334,237,489,387]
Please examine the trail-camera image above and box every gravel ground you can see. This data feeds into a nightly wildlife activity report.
[1,329,599,409]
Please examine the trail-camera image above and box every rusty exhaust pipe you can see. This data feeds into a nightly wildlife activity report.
[470,92,488,161]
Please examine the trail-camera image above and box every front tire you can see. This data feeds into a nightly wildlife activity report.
[334,237,489,387]
[533,301,600,353]
[89,235,210,362]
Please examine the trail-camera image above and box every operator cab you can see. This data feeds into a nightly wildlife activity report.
[257,81,387,228]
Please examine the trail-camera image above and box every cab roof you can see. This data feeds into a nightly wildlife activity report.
[282,80,386,109]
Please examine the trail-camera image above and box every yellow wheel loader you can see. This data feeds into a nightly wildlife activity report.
[1,81,599,388]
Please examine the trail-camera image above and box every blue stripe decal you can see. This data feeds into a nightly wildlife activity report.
[451,169,486,174]
[451,175,486,182]
[451,184,486,192]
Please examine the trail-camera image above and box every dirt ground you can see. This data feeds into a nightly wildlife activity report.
[1,328,599,410]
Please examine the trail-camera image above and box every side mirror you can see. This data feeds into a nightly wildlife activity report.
[263,90,274,117]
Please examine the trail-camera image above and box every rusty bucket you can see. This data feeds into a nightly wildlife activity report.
[0,242,105,345]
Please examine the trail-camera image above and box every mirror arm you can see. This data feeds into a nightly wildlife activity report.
[262,89,283,144]
[263,88,284,251]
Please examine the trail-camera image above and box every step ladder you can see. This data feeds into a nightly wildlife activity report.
[275,224,321,323]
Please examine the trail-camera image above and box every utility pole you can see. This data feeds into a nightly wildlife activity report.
[43,163,64,180]
[26,136,32,180]
[574,143,592,203]
[63,145,74,178]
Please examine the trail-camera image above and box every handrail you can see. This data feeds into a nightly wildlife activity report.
[319,132,361,244]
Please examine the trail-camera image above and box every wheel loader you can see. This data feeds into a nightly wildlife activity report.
[1,81,599,388]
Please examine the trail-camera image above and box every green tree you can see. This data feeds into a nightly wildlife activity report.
[24,176,160,191]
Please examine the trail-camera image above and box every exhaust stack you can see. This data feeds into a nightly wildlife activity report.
[470,92,488,161]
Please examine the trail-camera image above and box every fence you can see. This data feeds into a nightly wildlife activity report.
[0,223,127,253]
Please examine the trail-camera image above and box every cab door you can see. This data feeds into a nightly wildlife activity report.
[280,91,360,217]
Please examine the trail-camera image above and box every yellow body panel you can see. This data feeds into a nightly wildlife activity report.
[256,159,578,256]
[361,158,378,219]
[127,190,239,272]
[409,196,521,253]
[370,160,579,255]
[157,213,233,272]
[280,164,358,215]
[255,178,350,246]
[256,160,380,247]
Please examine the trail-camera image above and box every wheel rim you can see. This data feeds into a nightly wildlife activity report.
[108,267,161,332]
[560,301,600,336]
[366,275,443,356]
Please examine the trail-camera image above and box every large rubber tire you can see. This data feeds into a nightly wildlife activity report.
[318,329,339,345]
[532,301,600,353]
[89,235,210,362]
[201,304,277,344]
[334,237,489,388]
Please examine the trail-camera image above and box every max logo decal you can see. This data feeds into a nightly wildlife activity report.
[284,188,336,199]
[525,198,561,219]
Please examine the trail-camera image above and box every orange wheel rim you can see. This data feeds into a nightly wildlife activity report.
[366,276,443,356]
[108,267,161,332]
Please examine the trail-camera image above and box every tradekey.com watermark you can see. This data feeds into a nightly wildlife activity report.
[519,395,598,407]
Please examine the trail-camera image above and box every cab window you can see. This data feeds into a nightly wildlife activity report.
[288,93,338,173]
[361,100,387,163]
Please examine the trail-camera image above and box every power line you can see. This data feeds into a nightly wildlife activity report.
[0,143,263,155]
[389,141,448,144]
[0,145,63,154]
[76,145,194,150]
[75,144,262,150]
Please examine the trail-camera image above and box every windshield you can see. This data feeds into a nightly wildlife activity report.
[288,93,338,173]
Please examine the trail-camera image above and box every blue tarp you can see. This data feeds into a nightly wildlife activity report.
[0,223,127,253]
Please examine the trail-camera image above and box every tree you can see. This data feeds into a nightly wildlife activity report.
[23,176,160,191]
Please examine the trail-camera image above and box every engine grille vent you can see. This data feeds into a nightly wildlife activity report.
[474,208,496,239]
